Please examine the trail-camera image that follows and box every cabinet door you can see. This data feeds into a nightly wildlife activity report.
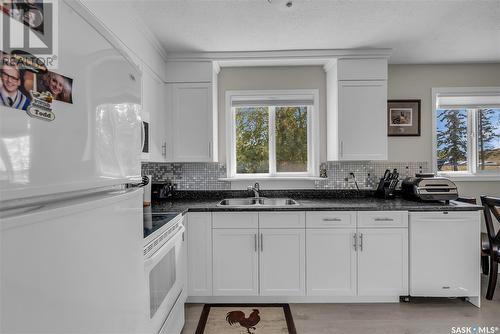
[144,67,167,162]
[338,80,387,160]
[409,211,480,297]
[357,228,408,297]
[306,229,357,296]
[186,213,212,296]
[171,83,214,162]
[213,229,259,296]
[260,229,306,296]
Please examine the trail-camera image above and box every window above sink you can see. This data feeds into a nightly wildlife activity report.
[225,90,320,179]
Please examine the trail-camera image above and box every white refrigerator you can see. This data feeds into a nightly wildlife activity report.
[1,1,148,333]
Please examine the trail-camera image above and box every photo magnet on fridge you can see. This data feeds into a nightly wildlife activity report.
[0,50,34,111]
[36,70,73,103]
[1,49,74,121]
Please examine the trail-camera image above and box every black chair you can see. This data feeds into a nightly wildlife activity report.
[456,197,490,275]
[480,196,500,300]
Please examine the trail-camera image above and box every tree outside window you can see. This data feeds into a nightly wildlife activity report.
[436,108,500,173]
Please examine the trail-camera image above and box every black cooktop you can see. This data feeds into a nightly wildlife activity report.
[143,209,179,239]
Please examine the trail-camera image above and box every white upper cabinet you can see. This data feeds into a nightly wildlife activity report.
[338,81,388,160]
[165,61,218,162]
[327,58,388,161]
[143,66,168,162]
[169,83,216,162]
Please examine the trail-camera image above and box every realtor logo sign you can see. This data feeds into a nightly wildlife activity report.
[1,0,59,69]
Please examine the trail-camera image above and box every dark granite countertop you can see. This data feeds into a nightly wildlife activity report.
[150,190,482,215]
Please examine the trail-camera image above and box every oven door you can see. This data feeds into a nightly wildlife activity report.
[144,224,185,334]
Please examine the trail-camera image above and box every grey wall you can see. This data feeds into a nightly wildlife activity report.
[216,63,500,197]
[217,66,327,163]
[387,63,500,200]
[388,63,500,162]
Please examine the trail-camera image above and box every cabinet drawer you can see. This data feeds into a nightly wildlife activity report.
[213,212,258,229]
[259,212,305,229]
[358,211,408,228]
[306,211,356,228]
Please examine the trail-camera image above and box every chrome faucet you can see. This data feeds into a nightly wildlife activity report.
[247,182,261,198]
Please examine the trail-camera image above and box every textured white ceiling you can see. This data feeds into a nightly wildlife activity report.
[129,0,500,64]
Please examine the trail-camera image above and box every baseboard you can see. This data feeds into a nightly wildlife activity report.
[187,295,401,304]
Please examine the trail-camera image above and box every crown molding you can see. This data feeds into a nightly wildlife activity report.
[212,61,221,74]
[165,49,392,62]
[129,5,168,61]
[323,59,338,72]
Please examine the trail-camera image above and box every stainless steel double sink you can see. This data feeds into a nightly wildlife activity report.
[217,197,299,207]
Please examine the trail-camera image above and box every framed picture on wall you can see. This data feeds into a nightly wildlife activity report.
[387,99,421,136]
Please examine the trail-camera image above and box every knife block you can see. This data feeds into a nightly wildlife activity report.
[375,178,396,199]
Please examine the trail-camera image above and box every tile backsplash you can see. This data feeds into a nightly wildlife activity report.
[142,162,230,190]
[142,161,429,191]
[314,161,429,190]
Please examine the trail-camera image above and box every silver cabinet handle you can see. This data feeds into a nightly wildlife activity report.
[323,218,342,222]
[208,141,212,158]
[359,233,363,251]
[340,141,344,157]
[352,233,357,251]
[254,234,257,252]
[260,233,263,252]
[374,218,394,222]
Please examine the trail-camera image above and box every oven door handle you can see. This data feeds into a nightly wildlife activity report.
[144,225,185,269]
[141,122,145,151]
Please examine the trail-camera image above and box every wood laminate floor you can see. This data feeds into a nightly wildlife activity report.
[181,276,500,334]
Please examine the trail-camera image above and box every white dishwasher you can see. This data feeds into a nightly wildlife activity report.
[409,211,481,299]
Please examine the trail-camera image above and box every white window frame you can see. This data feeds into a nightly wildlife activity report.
[432,87,500,180]
[225,89,320,179]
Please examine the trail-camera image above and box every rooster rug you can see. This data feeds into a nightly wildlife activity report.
[195,304,297,334]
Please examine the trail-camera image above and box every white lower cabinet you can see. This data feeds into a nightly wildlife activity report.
[260,229,306,296]
[211,213,305,297]
[186,213,212,296]
[306,228,357,296]
[186,209,473,303]
[188,211,409,301]
[212,229,259,296]
[357,228,408,297]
